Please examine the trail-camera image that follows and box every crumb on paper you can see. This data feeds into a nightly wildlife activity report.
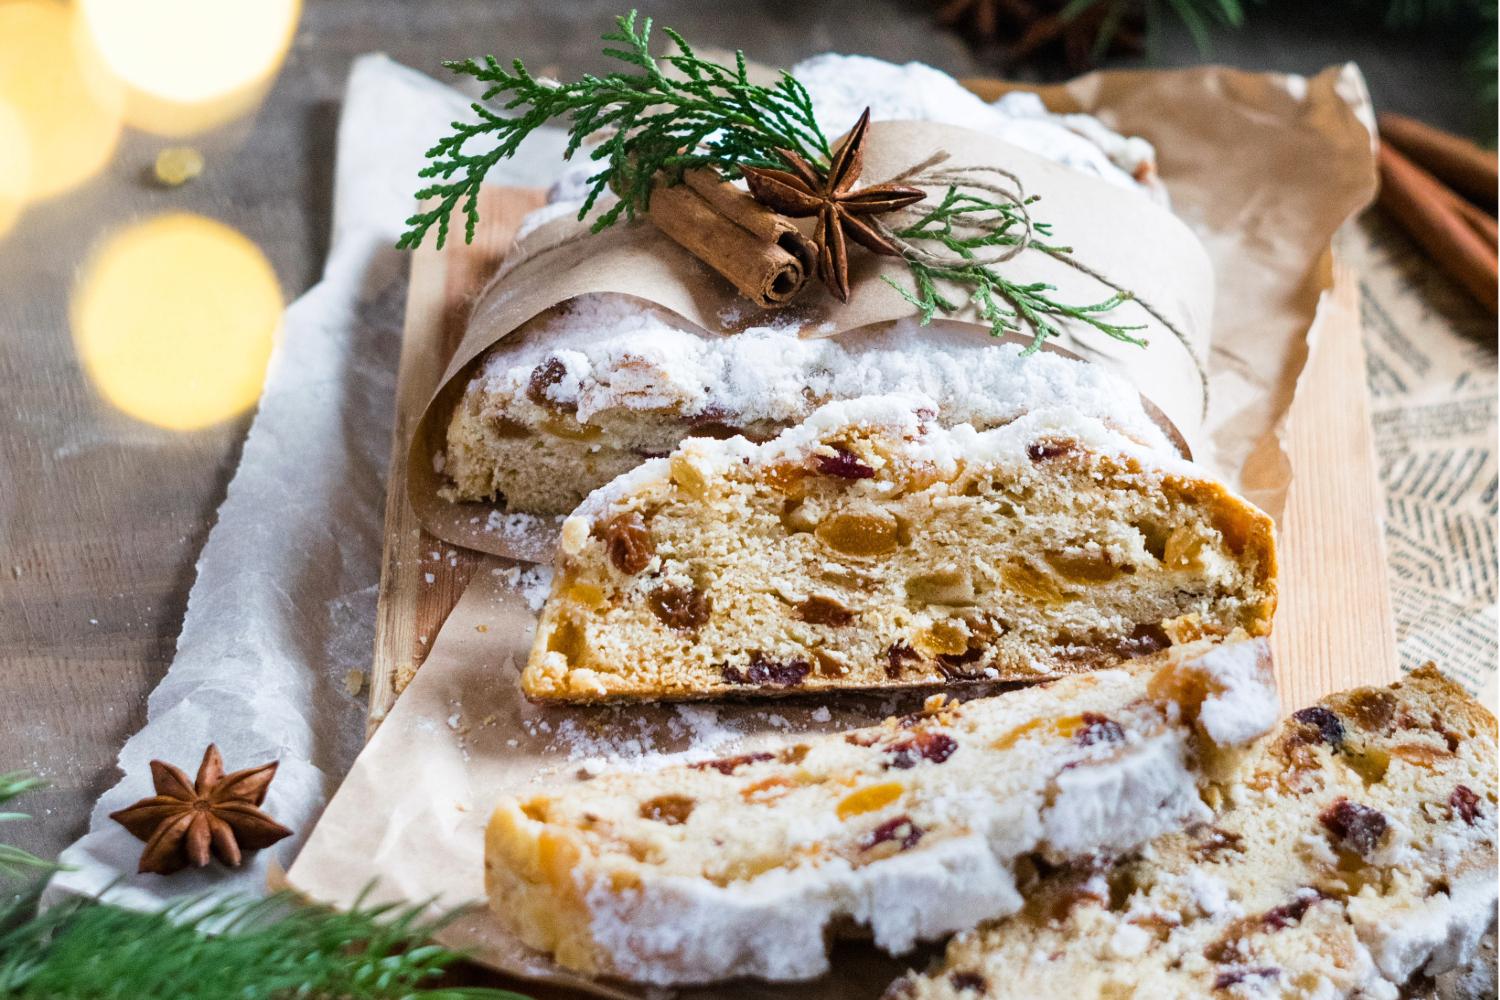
[811,706,832,722]
[491,563,555,611]
[343,670,366,696]
[154,146,204,186]
[476,623,489,633]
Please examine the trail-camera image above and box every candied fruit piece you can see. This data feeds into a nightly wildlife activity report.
[722,654,810,688]
[815,507,900,557]
[541,416,600,441]
[648,584,710,631]
[885,730,958,769]
[905,567,975,606]
[763,462,809,499]
[1002,561,1066,602]
[916,619,969,658]
[1319,799,1388,857]
[563,580,606,611]
[1045,549,1122,584]
[837,782,903,819]
[639,795,695,825]
[1260,890,1323,930]
[813,649,851,677]
[1345,689,1398,733]
[489,416,531,439]
[526,357,568,406]
[689,752,773,775]
[814,446,876,479]
[741,776,795,804]
[600,511,654,575]
[1163,526,1206,570]
[992,718,1047,751]
[1075,713,1125,746]
[1391,743,1451,768]
[546,617,588,665]
[795,595,856,626]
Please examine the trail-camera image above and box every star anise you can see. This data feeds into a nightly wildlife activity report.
[109,744,293,876]
[742,108,926,303]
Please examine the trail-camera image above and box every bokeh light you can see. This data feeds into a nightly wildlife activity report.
[72,214,283,431]
[0,0,123,201]
[77,0,301,137]
[0,101,30,239]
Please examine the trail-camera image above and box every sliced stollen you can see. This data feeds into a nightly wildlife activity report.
[524,394,1276,702]
[485,638,1279,985]
[886,666,1498,1000]
[443,303,1182,516]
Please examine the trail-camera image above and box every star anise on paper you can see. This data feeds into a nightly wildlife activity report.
[109,744,293,876]
[742,108,926,303]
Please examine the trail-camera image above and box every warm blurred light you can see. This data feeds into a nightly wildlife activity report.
[72,214,283,431]
[0,101,29,239]
[77,0,300,137]
[0,0,123,201]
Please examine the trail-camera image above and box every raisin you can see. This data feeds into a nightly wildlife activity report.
[689,752,773,775]
[885,641,920,679]
[1214,968,1279,990]
[1450,785,1481,825]
[1115,622,1172,658]
[1292,706,1346,749]
[525,357,568,406]
[639,795,694,825]
[795,595,855,626]
[722,654,810,688]
[689,421,745,440]
[885,730,958,769]
[648,584,710,631]
[601,511,653,575]
[937,645,985,679]
[948,971,988,993]
[1319,799,1388,856]
[1076,713,1125,746]
[814,446,876,479]
[860,815,924,852]
[1261,890,1323,930]
[1027,438,1076,462]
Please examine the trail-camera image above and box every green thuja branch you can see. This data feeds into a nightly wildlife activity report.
[0,774,531,1000]
[400,9,831,249]
[886,185,1147,353]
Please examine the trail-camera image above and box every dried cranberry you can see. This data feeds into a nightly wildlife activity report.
[639,795,694,825]
[1261,890,1323,930]
[1292,706,1346,749]
[885,730,958,770]
[948,971,988,993]
[1214,967,1279,990]
[1027,439,1075,462]
[814,446,876,479]
[1076,713,1125,746]
[689,752,773,775]
[648,584,710,631]
[722,654,810,688]
[885,641,920,679]
[601,511,653,575]
[525,357,568,406]
[1192,828,1246,861]
[1451,785,1482,825]
[1320,799,1388,856]
[861,815,924,852]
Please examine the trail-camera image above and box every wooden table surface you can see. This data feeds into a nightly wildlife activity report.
[0,0,1487,873]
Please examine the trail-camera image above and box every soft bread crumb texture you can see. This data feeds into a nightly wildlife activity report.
[485,639,1278,985]
[887,665,1499,1000]
[523,399,1276,702]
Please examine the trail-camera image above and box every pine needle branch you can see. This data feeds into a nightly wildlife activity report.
[399,9,830,249]
[0,774,54,882]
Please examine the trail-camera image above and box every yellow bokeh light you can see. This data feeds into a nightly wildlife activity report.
[78,0,300,136]
[0,101,30,239]
[0,0,123,201]
[72,214,283,431]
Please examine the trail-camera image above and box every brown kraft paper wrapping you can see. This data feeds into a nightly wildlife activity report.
[287,63,1379,998]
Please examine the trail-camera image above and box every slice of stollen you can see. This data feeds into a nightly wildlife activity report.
[486,637,1278,984]
[524,393,1276,702]
[885,665,1498,1000]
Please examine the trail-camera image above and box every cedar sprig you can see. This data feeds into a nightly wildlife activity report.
[399,10,832,249]
[887,184,1147,353]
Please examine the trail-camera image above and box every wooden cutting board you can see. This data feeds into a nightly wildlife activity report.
[366,186,1398,731]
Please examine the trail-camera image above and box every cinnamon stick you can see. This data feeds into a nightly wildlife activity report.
[647,169,817,308]
[1378,112,1497,210]
[1378,141,1498,314]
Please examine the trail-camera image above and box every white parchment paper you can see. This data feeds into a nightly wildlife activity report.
[46,55,567,908]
